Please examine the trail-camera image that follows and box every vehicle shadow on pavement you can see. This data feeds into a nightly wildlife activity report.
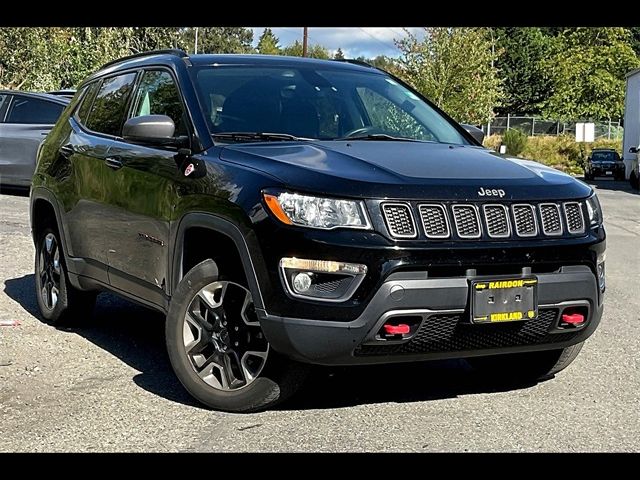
[0,186,30,197]
[4,274,542,411]
[3,274,201,408]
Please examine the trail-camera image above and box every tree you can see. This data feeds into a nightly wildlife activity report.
[395,27,503,124]
[627,27,640,56]
[257,28,280,55]
[543,28,640,120]
[334,48,345,60]
[282,40,330,59]
[181,27,253,54]
[493,27,553,115]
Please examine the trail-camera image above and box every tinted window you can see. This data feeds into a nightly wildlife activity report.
[5,96,64,124]
[130,70,187,136]
[75,82,100,126]
[592,151,621,162]
[192,66,469,144]
[86,73,137,136]
[0,94,10,121]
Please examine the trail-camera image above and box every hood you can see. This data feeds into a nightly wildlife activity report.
[219,141,592,201]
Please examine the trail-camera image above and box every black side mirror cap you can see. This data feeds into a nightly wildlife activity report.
[629,146,639,154]
[460,123,485,144]
[122,114,177,146]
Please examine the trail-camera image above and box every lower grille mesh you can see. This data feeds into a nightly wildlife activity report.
[356,309,578,356]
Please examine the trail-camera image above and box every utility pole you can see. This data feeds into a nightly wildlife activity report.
[194,27,199,54]
[302,27,308,57]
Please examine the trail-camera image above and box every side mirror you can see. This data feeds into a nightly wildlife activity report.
[629,146,639,154]
[461,123,485,144]
[123,115,176,146]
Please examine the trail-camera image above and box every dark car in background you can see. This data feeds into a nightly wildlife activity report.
[584,148,625,181]
[0,91,70,188]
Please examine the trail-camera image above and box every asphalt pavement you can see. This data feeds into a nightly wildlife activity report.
[0,179,638,452]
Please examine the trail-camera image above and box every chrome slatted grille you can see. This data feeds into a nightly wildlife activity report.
[539,203,563,236]
[381,203,416,238]
[512,204,538,237]
[483,204,510,238]
[418,204,450,238]
[452,205,481,239]
[563,202,585,234]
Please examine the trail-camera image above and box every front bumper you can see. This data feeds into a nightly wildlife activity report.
[588,165,624,177]
[258,265,603,365]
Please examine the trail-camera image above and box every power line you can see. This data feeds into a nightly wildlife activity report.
[356,28,399,53]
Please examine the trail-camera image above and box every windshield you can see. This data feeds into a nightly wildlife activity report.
[191,64,470,144]
[591,151,620,162]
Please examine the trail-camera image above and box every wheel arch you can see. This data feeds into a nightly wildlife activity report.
[30,188,71,256]
[171,213,266,311]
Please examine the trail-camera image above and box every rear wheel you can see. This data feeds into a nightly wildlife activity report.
[166,259,307,412]
[466,342,584,382]
[34,226,96,325]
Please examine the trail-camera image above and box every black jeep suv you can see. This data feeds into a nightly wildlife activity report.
[584,148,625,181]
[31,50,606,412]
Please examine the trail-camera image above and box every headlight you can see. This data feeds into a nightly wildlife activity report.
[585,193,603,227]
[263,191,371,230]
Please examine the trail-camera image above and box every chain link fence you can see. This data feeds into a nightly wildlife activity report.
[483,115,623,140]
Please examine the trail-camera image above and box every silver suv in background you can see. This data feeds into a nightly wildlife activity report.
[0,91,70,188]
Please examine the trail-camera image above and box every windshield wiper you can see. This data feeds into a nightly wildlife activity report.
[212,132,312,142]
[334,133,423,142]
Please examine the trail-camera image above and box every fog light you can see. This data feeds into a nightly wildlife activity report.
[279,257,367,302]
[292,272,312,293]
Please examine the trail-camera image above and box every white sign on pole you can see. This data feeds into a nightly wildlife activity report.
[576,122,595,142]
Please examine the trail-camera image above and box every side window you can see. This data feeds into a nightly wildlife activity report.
[75,82,100,126]
[0,94,11,121]
[86,72,137,136]
[356,87,435,141]
[5,96,64,124]
[130,70,188,136]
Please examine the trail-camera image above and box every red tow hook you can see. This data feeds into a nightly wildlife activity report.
[383,324,410,335]
[561,313,585,325]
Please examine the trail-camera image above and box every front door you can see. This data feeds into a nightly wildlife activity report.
[103,69,192,305]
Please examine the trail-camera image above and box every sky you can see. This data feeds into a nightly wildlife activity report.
[251,27,425,59]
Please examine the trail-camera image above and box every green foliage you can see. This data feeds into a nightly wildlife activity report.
[542,28,640,120]
[181,27,253,54]
[257,28,280,55]
[281,41,330,59]
[494,28,553,115]
[394,27,503,124]
[484,134,623,175]
[0,27,253,91]
[334,48,345,60]
[502,128,528,156]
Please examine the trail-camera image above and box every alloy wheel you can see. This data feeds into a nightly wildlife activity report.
[182,281,269,391]
[39,233,61,311]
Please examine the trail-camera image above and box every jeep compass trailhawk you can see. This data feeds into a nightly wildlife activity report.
[31,50,606,412]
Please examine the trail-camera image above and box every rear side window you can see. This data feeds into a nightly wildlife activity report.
[75,82,100,125]
[0,94,10,121]
[129,70,188,136]
[86,72,137,136]
[5,96,64,124]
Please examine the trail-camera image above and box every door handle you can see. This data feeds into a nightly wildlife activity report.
[59,144,74,158]
[105,156,123,170]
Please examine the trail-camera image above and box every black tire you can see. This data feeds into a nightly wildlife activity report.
[466,341,584,382]
[166,259,308,412]
[583,172,592,181]
[631,171,639,190]
[34,225,96,326]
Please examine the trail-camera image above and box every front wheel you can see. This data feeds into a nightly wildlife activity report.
[166,259,307,412]
[466,342,585,382]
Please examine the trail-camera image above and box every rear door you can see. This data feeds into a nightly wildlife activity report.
[0,94,65,187]
[63,72,137,274]
[104,69,191,304]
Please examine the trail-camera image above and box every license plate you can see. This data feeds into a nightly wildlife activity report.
[471,277,538,323]
[606,171,613,175]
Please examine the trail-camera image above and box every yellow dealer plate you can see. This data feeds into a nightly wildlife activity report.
[470,277,538,324]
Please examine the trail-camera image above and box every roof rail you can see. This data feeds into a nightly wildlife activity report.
[332,58,376,69]
[100,49,189,71]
